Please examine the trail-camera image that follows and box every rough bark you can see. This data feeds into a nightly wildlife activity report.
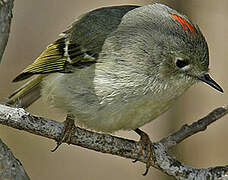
[0,104,228,180]
[0,0,14,63]
[0,1,30,179]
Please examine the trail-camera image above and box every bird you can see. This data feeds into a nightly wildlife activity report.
[7,3,223,175]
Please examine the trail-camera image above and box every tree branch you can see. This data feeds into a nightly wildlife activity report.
[0,0,14,63]
[0,1,30,179]
[0,138,30,180]
[161,106,228,148]
[0,103,228,179]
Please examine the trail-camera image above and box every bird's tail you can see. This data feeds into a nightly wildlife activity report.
[7,75,45,108]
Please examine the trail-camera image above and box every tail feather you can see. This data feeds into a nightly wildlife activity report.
[7,75,44,108]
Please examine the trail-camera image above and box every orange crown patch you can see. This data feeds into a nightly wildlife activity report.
[170,14,195,33]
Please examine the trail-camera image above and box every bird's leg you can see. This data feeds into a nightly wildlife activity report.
[133,128,154,176]
[51,114,76,152]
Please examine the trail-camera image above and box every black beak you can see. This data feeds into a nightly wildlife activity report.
[197,74,223,93]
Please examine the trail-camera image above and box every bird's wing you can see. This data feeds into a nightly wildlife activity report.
[12,5,139,82]
[12,37,97,82]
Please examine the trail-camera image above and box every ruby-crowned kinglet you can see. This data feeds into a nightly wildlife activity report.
[8,3,223,165]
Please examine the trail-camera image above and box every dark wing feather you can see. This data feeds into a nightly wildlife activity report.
[12,5,140,82]
[13,38,74,82]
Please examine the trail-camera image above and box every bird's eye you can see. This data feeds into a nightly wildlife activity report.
[175,58,189,68]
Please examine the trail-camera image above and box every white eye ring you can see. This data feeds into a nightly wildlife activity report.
[175,57,190,69]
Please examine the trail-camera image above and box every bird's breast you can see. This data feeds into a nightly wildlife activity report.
[41,63,191,132]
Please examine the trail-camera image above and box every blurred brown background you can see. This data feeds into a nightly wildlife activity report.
[0,0,227,179]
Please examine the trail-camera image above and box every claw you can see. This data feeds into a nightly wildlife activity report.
[51,114,76,152]
[142,167,149,176]
[134,128,154,176]
[51,141,62,152]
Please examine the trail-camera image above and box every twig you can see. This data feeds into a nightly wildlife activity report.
[0,0,14,63]
[0,1,30,179]
[0,138,30,180]
[0,103,228,179]
[161,106,228,148]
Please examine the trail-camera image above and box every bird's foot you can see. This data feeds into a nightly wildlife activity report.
[133,128,154,176]
[51,115,76,152]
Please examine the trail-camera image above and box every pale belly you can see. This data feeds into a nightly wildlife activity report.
[81,96,174,132]
[41,74,177,133]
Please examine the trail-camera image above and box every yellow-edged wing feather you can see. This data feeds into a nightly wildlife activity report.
[9,36,97,107]
[12,38,69,82]
[7,75,44,108]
